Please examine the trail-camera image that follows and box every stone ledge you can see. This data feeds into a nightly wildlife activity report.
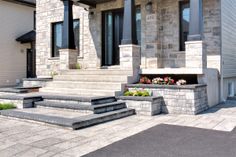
[0,95,42,100]
[126,84,207,89]
[117,96,162,101]
[22,78,53,81]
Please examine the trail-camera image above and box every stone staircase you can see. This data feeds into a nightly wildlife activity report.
[0,94,135,130]
[39,69,138,96]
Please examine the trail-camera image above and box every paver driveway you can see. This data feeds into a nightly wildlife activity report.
[0,100,235,157]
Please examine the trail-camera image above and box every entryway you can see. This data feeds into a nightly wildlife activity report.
[27,48,36,78]
[102,7,141,66]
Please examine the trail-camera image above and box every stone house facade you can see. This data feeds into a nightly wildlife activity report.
[36,0,236,107]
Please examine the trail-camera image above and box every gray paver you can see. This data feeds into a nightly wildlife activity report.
[0,100,235,157]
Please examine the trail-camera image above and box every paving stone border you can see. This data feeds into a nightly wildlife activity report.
[126,84,208,115]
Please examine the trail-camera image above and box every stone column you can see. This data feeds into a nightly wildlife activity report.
[119,45,141,71]
[60,0,77,70]
[185,41,206,69]
[186,0,205,69]
[59,49,77,70]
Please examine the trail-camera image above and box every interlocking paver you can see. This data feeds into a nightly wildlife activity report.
[0,101,235,157]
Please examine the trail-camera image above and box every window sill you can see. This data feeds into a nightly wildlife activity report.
[48,57,59,60]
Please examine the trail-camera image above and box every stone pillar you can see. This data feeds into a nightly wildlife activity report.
[188,0,203,41]
[185,41,206,69]
[59,49,77,70]
[119,45,141,70]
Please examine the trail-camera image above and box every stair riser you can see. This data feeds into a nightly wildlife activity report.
[39,88,117,97]
[42,98,117,106]
[46,82,122,90]
[37,99,91,106]
[36,106,93,114]
[94,104,127,114]
[54,76,128,83]
[61,70,133,75]
[72,110,135,130]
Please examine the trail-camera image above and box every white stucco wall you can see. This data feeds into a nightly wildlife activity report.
[0,1,35,87]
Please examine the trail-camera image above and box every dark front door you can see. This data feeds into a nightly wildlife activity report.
[102,10,123,66]
[27,48,36,78]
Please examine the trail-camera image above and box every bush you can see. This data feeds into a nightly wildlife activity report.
[0,103,16,110]
[75,63,81,70]
[124,89,151,97]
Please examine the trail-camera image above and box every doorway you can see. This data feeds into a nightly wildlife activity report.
[102,10,123,66]
[102,7,141,66]
[27,48,36,78]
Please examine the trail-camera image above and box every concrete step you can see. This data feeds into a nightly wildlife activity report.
[39,87,122,97]
[54,75,128,83]
[35,101,126,114]
[41,94,116,105]
[61,70,133,75]
[45,81,123,90]
[0,108,135,130]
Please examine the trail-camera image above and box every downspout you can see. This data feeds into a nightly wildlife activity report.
[220,0,225,102]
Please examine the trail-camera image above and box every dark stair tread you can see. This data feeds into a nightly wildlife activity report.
[0,88,28,93]
[0,108,135,130]
[35,101,127,112]
[35,101,93,111]
[41,94,116,105]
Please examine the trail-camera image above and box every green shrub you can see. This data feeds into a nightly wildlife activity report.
[124,90,151,97]
[75,63,81,70]
[124,91,134,96]
[0,103,16,110]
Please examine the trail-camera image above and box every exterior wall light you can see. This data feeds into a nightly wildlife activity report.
[145,0,153,13]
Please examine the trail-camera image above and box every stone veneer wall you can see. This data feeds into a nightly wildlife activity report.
[127,84,208,115]
[118,96,163,116]
[36,0,95,76]
[36,0,221,77]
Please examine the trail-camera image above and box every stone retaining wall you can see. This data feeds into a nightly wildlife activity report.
[117,96,163,116]
[126,84,208,115]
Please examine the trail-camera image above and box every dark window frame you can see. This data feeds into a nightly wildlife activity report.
[51,19,80,58]
[179,0,190,51]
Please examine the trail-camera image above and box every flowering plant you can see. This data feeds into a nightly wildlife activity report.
[176,79,187,85]
[152,77,164,84]
[139,76,151,84]
[163,77,175,85]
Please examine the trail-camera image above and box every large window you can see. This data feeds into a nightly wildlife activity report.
[52,20,80,57]
[179,1,190,51]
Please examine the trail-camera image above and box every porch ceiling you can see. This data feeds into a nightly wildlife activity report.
[73,0,114,7]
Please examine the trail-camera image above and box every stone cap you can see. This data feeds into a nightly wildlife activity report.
[117,96,163,102]
[126,84,207,89]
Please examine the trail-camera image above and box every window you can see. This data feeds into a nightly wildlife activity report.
[179,1,190,51]
[52,20,80,57]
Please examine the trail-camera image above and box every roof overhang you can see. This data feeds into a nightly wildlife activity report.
[16,30,35,44]
[3,0,36,7]
[73,0,114,8]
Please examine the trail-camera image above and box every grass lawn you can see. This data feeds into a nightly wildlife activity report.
[0,103,16,110]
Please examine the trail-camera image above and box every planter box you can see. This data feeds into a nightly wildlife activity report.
[117,96,163,116]
[126,84,208,115]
